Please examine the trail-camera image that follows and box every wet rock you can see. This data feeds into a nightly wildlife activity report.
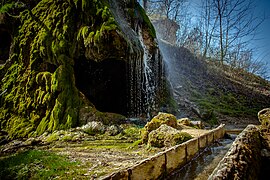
[81,121,106,135]
[147,124,192,148]
[209,125,261,180]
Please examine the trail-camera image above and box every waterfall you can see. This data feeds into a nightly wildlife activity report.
[139,29,155,118]
[127,29,165,118]
[108,0,165,118]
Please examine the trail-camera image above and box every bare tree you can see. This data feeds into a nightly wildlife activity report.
[213,0,264,64]
[183,27,203,56]
[147,0,190,45]
[199,0,219,59]
[147,0,185,20]
[199,0,264,65]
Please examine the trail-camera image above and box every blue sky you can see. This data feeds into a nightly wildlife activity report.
[189,0,270,79]
[253,0,270,79]
[142,0,270,79]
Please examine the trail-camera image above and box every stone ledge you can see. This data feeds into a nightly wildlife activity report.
[209,125,261,180]
[102,124,225,180]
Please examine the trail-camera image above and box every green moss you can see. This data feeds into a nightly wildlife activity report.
[130,139,143,149]
[0,1,84,138]
[0,2,16,13]
[147,125,192,148]
[172,132,193,145]
[46,133,59,143]
[191,88,260,118]
[0,150,82,179]
[135,2,156,38]
[0,0,156,139]
[142,113,177,143]
[122,126,141,139]
[258,108,270,128]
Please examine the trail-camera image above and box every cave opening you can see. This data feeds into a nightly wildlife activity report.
[75,57,128,115]
[0,28,12,64]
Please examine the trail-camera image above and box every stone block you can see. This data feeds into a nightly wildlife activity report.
[198,134,207,149]
[185,138,199,161]
[207,131,214,145]
[129,152,166,180]
[214,127,225,140]
[165,144,186,174]
[101,170,129,180]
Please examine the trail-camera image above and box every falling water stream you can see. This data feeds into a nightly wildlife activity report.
[138,30,155,118]
[167,136,235,180]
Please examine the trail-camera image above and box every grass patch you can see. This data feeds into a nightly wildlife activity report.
[191,89,259,117]
[122,126,141,139]
[0,150,86,179]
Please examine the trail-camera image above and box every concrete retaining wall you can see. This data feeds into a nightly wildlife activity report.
[209,125,261,180]
[102,124,225,180]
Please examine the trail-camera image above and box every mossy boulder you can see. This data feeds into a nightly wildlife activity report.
[177,118,203,129]
[178,118,192,126]
[258,108,270,129]
[147,124,192,148]
[142,112,177,143]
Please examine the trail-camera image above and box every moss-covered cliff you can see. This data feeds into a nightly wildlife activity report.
[0,0,165,139]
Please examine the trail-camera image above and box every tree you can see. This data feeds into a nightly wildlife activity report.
[183,27,203,56]
[200,0,219,59]
[207,0,264,65]
[146,0,190,44]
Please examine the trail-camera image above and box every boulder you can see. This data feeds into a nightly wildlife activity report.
[106,125,123,136]
[178,118,192,126]
[177,118,203,129]
[142,112,177,143]
[81,121,106,135]
[147,124,192,148]
[145,112,177,131]
[258,108,270,128]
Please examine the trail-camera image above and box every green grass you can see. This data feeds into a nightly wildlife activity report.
[191,89,259,118]
[0,150,86,180]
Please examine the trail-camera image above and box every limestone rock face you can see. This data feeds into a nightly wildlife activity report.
[0,0,165,139]
[258,108,270,128]
[147,124,192,148]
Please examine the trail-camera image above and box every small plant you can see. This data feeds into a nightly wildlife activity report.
[45,133,59,143]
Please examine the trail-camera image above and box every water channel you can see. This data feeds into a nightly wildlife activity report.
[167,135,236,180]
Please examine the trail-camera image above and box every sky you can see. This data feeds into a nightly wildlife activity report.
[189,0,270,79]
[141,0,270,79]
[253,0,270,79]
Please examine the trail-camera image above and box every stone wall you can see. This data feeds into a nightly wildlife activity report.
[102,124,225,180]
[208,125,262,180]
